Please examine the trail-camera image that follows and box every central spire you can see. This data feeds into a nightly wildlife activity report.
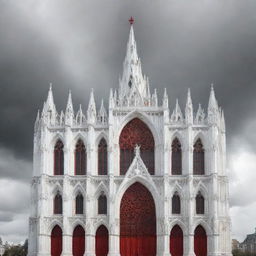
[119,20,149,104]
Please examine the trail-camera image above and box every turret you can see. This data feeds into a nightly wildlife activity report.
[76,105,86,126]
[41,84,57,125]
[185,88,193,125]
[87,89,96,124]
[162,88,168,108]
[208,85,219,125]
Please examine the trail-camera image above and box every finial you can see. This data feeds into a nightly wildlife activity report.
[129,16,134,25]
[211,83,214,91]
[49,82,52,90]
[134,144,140,157]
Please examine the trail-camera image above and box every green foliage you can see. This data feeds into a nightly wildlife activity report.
[232,249,256,256]
[3,239,27,256]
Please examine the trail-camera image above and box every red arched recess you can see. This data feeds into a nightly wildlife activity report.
[51,225,62,256]
[96,225,109,256]
[120,182,156,256]
[73,225,85,256]
[170,225,183,256]
[194,225,207,256]
[119,118,155,175]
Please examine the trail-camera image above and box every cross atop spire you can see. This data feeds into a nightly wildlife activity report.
[129,16,134,25]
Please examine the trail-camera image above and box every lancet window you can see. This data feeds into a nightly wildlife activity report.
[172,192,181,214]
[196,192,205,214]
[54,140,64,175]
[75,139,86,175]
[75,193,84,214]
[98,138,108,175]
[119,118,155,175]
[193,139,205,175]
[98,194,107,215]
[171,138,182,175]
[54,193,62,214]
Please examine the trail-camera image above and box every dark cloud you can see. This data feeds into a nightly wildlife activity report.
[0,0,256,243]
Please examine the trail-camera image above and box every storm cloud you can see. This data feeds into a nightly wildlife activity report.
[0,0,256,243]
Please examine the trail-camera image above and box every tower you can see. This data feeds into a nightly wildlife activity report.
[28,20,231,256]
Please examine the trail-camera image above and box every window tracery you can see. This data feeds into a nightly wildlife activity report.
[54,140,64,175]
[193,139,205,175]
[98,138,108,175]
[171,138,182,175]
[75,139,86,175]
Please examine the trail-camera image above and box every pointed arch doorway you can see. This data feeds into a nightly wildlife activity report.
[120,182,156,256]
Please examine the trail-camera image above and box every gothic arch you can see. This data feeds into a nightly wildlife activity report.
[51,225,62,256]
[170,224,183,256]
[194,181,208,199]
[193,132,207,147]
[94,182,109,199]
[117,111,160,146]
[72,225,85,256]
[73,184,86,199]
[169,220,187,236]
[95,225,109,256]
[52,184,63,196]
[72,134,87,149]
[115,177,160,222]
[170,132,184,149]
[193,220,212,236]
[71,220,85,231]
[171,182,184,199]
[95,132,109,148]
[50,134,65,149]
[93,221,109,236]
[48,219,63,235]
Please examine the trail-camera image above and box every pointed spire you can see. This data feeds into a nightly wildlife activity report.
[195,103,205,124]
[221,110,226,132]
[152,89,158,107]
[98,99,108,125]
[76,104,85,126]
[109,88,114,108]
[34,110,40,132]
[87,88,96,124]
[65,90,74,126]
[162,88,168,108]
[185,88,193,125]
[208,84,219,125]
[42,83,57,125]
[171,99,184,123]
[119,23,148,105]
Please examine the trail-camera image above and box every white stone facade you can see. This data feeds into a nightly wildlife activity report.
[28,25,231,256]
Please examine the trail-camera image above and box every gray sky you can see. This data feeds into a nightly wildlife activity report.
[0,0,256,243]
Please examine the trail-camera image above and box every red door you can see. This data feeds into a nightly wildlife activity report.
[73,225,85,256]
[51,225,62,256]
[96,225,109,256]
[120,182,156,256]
[194,225,207,256]
[170,225,183,256]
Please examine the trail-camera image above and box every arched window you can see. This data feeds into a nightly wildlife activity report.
[172,192,181,214]
[73,225,85,256]
[194,225,207,256]
[170,225,183,256]
[75,139,86,175]
[98,194,107,215]
[51,225,62,256]
[196,192,205,214]
[54,140,64,175]
[171,138,182,175]
[98,138,108,175]
[54,193,62,214]
[96,225,109,256]
[119,118,155,175]
[75,193,84,214]
[193,139,205,175]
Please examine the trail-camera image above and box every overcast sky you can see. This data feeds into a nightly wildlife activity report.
[0,0,256,244]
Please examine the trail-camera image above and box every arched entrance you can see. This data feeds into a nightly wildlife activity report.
[170,225,183,256]
[51,225,62,256]
[194,225,207,256]
[120,182,156,256]
[119,118,155,175]
[96,225,109,256]
[72,225,85,256]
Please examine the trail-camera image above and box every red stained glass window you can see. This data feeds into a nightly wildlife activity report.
[98,139,108,175]
[119,118,155,175]
[194,225,207,256]
[96,225,109,256]
[196,192,204,214]
[170,225,183,256]
[98,194,107,214]
[75,139,86,175]
[72,225,85,256]
[172,192,181,214]
[75,193,84,214]
[54,193,62,214]
[171,138,182,175]
[54,140,64,175]
[193,139,205,175]
[51,225,62,256]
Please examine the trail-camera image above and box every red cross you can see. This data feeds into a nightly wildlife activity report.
[129,16,134,25]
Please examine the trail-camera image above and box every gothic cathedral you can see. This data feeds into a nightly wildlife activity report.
[28,23,231,256]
